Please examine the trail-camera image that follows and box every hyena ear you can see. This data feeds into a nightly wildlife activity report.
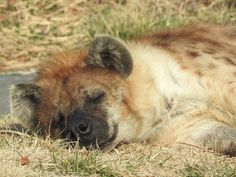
[87,36,133,78]
[10,83,42,130]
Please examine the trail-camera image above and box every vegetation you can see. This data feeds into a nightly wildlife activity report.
[0,0,235,72]
[0,116,236,177]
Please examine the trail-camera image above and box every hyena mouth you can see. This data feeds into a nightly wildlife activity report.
[90,124,118,150]
[61,109,119,150]
[79,123,118,150]
[64,121,118,150]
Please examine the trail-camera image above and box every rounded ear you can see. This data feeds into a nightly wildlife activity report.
[10,83,42,130]
[87,36,133,78]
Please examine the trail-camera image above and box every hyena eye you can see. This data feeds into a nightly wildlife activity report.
[86,91,105,104]
[53,112,65,128]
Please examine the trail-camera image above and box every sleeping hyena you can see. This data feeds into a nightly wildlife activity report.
[10,24,236,156]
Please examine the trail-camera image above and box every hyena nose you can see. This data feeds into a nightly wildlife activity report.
[76,120,92,135]
[68,109,93,137]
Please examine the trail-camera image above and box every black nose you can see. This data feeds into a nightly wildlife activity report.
[68,109,93,136]
[77,120,92,135]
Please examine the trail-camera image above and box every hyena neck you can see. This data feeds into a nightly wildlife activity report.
[123,43,207,141]
[122,44,174,141]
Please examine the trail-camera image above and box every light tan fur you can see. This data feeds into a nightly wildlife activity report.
[115,24,236,155]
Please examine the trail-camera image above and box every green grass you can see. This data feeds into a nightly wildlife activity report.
[49,149,117,176]
[177,160,236,177]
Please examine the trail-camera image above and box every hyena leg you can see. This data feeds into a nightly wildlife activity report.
[176,120,236,156]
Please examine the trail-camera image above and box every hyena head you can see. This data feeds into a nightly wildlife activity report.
[10,36,133,150]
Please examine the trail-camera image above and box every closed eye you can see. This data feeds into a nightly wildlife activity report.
[86,91,105,104]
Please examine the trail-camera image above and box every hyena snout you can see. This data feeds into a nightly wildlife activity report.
[68,110,92,136]
[67,109,110,149]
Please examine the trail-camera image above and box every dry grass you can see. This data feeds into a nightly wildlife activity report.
[0,117,236,177]
[0,116,236,177]
[0,0,235,72]
[0,0,236,176]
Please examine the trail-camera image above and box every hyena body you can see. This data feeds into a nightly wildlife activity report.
[10,24,236,156]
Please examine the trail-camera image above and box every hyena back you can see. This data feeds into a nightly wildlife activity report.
[10,24,236,156]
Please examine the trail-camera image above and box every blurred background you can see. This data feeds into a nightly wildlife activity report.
[0,0,235,72]
[0,0,235,113]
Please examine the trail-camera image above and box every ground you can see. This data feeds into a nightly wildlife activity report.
[0,0,236,176]
[1,117,236,177]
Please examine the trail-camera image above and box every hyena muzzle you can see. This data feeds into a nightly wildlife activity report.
[10,24,236,156]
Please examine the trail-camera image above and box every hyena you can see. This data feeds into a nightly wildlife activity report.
[10,24,236,156]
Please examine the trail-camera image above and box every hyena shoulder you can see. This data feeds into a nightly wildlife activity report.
[127,24,236,120]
